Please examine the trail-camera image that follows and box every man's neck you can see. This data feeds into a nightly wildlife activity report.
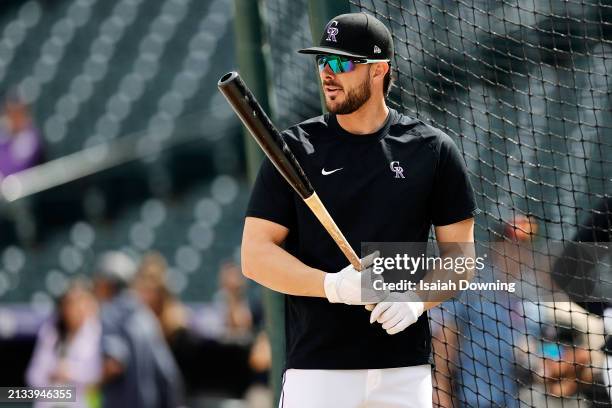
[336,97,389,135]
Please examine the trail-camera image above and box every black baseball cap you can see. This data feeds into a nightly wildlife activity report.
[298,13,393,60]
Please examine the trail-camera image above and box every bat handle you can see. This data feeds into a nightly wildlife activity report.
[303,193,363,271]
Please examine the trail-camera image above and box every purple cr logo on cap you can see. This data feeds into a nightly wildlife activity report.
[326,21,339,42]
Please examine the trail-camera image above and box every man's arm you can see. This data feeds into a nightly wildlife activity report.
[241,216,327,298]
[422,217,475,311]
[434,217,475,243]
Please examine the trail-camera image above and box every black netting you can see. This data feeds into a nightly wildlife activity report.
[260,0,322,129]
[348,1,612,406]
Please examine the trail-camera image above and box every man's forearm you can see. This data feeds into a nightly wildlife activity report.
[242,241,326,297]
[416,219,476,308]
[415,243,476,307]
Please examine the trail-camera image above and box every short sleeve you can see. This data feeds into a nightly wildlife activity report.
[431,133,479,226]
[246,157,297,229]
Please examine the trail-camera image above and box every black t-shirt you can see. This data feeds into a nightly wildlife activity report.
[246,108,478,369]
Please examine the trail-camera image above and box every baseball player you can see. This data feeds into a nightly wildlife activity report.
[241,12,477,408]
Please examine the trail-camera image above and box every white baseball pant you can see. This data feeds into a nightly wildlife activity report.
[279,364,432,408]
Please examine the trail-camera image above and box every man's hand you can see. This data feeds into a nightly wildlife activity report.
[367,292,424,335]
[324,252,383,305]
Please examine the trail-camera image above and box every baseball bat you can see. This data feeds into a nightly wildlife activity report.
[218,71,362,271]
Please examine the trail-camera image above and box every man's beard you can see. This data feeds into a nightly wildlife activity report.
[325,75,371,115]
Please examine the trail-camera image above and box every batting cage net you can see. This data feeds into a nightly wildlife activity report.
[262,0,612,406]
[261,0,321,129]
[0,0,610,406]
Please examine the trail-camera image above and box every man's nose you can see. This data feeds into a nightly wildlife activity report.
[321,63,336,79]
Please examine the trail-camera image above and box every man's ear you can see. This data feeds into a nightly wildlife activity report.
[372,62,388,81]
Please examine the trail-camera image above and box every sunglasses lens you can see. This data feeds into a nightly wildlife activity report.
[317,55,355,73]
[328,58,342,73]
[339,59,355,72]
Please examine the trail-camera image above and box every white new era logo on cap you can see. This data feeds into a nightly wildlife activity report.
[373,45,381,54]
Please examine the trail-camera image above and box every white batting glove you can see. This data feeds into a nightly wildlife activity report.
[324,252,384,305]
[368,292,424,335]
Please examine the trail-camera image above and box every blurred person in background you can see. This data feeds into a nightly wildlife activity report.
[432,214,607,408]
[553,196,612,405]
[0,91,42,179]
[26,279,101,408]
[133,251,189,341]
[430,216,539,408]
[131,251,201,395]
[213,260,253,339]
[93,251,184,408]
[132,254,266,404]
[520,301,606,407]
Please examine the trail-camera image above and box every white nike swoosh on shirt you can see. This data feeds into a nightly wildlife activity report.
[321,167,343,175]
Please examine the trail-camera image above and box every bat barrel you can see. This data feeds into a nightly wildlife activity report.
[218,72,362,271]
[218,71,314,199]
